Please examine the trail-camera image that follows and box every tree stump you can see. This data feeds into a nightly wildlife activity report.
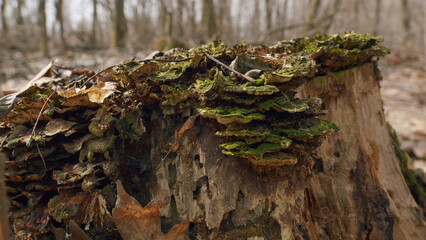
[145,63,426,240]
[2,33,425,239]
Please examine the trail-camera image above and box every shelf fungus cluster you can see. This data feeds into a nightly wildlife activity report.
[0,32,388,239]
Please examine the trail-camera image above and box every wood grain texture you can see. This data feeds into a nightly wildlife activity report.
[298,62,426,239]
[122,63,426,239]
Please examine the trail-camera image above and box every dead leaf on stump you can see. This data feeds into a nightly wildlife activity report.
[112,180,189,240]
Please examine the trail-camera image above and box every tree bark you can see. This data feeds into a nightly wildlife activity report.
[373,0,382,35]
[91,0,98,47]
[202,0,216,41]
[304,0,320,34]
[265,0,272,32]
[1,0,8,42]
[297,63,426,239]
[400,0,415,59]
[38,0,49,57]
[16,0,24,25]
[144,63,426,239]
[112,0,127,49]
[55,0,67,51]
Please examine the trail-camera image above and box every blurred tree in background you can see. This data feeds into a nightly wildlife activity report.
[0,0,425,71]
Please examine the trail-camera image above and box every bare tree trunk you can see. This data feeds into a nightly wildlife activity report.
[112,0,127,49]
[217,0,231,40]
[265,0,272,32]
[320,0,341,33]
[91,0,98,47]
[38,0,49,57]
[187,0,196,43]
[423,0,426,70]
[158,0,169,37]
[373,0,381,35]
[175,0,184,39]
[1,0,7,42]
[401,0,415,59]
[16,0,24,25]
[304,0,320,34]
[55,0,67,51]
[280,0,289,39]
[202,0,216,41]
[251,0,261,41]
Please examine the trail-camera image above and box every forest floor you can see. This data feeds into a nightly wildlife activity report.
[1,50,426,173]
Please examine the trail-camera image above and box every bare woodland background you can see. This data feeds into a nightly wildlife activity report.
[0,0,425,63]
[1,0,426,183]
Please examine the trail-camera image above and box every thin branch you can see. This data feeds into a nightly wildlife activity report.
[204,53,256,82]
[81,66,115,87]
[258,0,342,42]
[156,114,199,170]
[139,57,193,63]
[36,145,47,179]
[30,89,56,142]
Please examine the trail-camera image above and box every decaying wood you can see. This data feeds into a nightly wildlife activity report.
[298,63,426,239]
[143,63,426,239]
[0,153,10,240]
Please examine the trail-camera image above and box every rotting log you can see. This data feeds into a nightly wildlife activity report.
[1,33,425,239]
[297,63,426,239]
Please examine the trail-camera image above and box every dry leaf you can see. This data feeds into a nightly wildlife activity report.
[112,180,189,240]
[171,114,198,152]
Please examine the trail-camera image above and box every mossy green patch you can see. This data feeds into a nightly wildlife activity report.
[198,107,265,124]
[258,96,310,113]
[277,119,339,140]
[223,85,279,95]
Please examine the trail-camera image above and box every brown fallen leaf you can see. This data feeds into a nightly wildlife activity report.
[112,180,189,240]
[170,114,198,152]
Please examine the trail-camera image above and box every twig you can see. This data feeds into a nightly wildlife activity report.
[156,114,199,170]
[81,65,115,87]
[30,89,56,142]
[258,0,342,42]
[36,145,47,179]
[139,57,192,63]
[204,53,256,82]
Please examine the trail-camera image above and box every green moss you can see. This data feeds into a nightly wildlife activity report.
[389,124,426,205]
[198,107,265,124]
[277,119,339,140]
[79,135,116,162]
[221,142,284,157]
[222,85,279,95]
[260,57,315,85]
[220,94,259,105]
[221,141,297,166]
[216,127,271,137]
[190,39,230,57]
[258,96,310,113]
[195,68,229,95]
[115,110,145,142]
